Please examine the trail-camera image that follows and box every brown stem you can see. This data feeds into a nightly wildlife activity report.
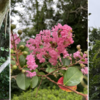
[11,31,22,70]
[39,60,80,77]
[37,75,87,100]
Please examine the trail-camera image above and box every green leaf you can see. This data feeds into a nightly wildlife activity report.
[49,68,55,73]
[23,47,30,54]
[46,65,50,73]
[19,55,26,67]
[16,73,31,90]
[31,76,38,88]
[63,67,83,86]
[0,47,5,51]
[61,57,70,66]
[46,66,55,73]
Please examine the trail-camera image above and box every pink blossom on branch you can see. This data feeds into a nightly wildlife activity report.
[81,67,88,75]
[26,23,74,66]
[79,58,88,65]
[73,51,88,65]
[36,52,46,63]
[26,71,36,78]
[26,54,38,70]
[73,51,81,59]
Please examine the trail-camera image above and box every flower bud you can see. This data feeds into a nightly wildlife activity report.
[11,24,16,30]
[12,65,17,70]
[80,52,83,57]
[22,51,28,56]
[81,59,85,62]
[80,63,85,68]
[22,69,26,73]
[19,45,24,50]
[11,49,14,54]
[18,30,22,35]
[76,45,81,50]
[24,65,28,67]
[84,51,87,54]
[78,49,82,52]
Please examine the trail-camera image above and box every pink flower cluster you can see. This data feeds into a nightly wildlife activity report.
[26,71,36,78]
[26,54,38,70]
[25,54,38,78]
[81,67,88,75]
[11,34,20,48]
[73,51,81,59]
[73,51,87,64]
[26,23,74,65]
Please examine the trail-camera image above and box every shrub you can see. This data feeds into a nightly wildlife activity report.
[12,87,87,100]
